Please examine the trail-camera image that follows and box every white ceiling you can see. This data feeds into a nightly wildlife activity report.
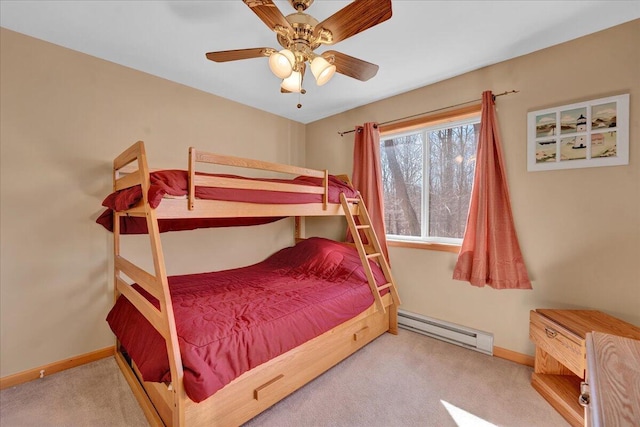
[1,1,638,124]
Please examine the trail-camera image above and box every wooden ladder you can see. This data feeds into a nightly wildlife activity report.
[340,193,401,313]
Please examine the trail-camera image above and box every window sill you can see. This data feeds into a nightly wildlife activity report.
[387,240,460,254]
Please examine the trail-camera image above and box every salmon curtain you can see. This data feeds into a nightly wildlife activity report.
[352,122,389,262]
[452,91,531,289]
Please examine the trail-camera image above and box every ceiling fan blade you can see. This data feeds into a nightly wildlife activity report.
[314,0,392,45]
[323,50,379,81]
[206,48,272,62]
[243,0,292,33]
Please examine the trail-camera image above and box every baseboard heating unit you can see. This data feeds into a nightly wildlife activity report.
[398,309,494,355]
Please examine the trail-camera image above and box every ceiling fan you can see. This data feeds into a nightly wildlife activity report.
[206,0,392,95]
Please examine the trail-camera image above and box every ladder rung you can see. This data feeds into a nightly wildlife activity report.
[355,224,370,229]
[344,198,360,203]
[366,253,381,259]
[377,283,393,291]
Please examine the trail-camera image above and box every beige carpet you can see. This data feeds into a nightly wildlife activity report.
[0,354,147,426]
[1,330,569,426]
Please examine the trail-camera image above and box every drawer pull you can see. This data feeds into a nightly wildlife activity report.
[353,326,369,341]
[254,374,284,401]
[544,327,558,338]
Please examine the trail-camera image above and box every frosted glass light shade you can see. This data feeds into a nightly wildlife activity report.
[310,56,336,86]
[281,70,302,93]
[268,49,295,79]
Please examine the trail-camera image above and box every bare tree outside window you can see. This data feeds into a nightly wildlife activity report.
[381,118,479,243]
[381,134,422,237]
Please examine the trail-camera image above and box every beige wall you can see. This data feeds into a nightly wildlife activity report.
[306,20,640,355]
[0,28,305,377]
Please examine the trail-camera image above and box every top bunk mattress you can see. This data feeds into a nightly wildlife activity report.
[96,170,358,233]
[106,237,387,403]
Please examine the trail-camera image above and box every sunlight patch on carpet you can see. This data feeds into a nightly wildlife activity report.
[441,400,497,427]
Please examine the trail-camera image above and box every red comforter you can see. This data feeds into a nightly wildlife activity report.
[96,170,358,233]
[106,238,386,403]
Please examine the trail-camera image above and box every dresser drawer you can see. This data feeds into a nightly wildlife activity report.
[530,311,585,378]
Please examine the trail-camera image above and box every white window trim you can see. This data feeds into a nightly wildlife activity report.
[381,112,480,247]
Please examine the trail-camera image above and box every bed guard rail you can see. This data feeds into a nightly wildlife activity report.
[188,147,329,211]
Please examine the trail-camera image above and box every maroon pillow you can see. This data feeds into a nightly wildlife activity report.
[149,170,188,196]
[102,170,189,210]
[101,186,143,211]
[146,169,189,208]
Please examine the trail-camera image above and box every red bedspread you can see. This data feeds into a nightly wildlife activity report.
[106,238,386,403]
[96,170,357,234]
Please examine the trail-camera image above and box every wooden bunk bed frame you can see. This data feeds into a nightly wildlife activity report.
[110,141,400,426]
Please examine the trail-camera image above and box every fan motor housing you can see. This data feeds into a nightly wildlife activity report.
[278,12,321,50]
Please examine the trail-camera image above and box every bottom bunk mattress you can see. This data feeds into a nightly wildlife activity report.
[106,237,387,403]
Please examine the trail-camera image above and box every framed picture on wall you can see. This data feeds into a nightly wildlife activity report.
[527,94,629,171]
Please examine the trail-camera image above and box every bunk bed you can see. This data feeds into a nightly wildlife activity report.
[99,141,400,426]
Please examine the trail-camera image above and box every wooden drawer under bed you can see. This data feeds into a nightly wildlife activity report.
[122,294,393,427]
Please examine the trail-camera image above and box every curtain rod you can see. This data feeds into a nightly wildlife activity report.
[337,90,519,137]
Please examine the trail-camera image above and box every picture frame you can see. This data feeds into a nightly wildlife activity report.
[527,94,629,171]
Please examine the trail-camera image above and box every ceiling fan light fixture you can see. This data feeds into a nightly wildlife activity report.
[310,56,336,86]
[268,49,295,79]
[281,70,303,93]
[206,0,391,95]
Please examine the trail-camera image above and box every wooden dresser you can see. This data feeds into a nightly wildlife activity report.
[529,309,640,427]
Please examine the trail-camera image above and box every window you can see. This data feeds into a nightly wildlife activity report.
[380,107,480,248]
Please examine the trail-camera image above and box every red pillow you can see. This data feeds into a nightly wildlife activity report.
[102,170,189,210]
[101,185,143,211]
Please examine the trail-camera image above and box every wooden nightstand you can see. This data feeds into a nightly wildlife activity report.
[529,309,640,427]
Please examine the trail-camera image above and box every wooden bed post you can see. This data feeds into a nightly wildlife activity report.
[188,147,196,211]
[137,143,186,427]
[294,216,304,241]
[112,172,121,301]
[322,170,329,210]
[111,141,187,426]
[146,210,186,426]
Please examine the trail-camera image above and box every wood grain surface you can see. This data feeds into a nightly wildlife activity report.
[586,332,640,427]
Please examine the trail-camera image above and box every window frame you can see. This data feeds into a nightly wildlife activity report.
[380,104,482,252]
